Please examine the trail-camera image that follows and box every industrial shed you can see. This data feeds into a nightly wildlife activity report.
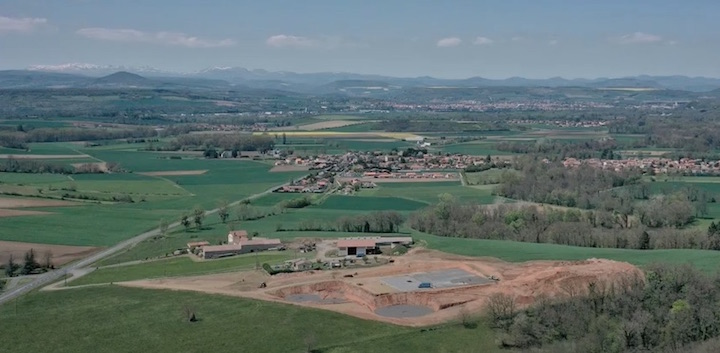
[337,239,378,257]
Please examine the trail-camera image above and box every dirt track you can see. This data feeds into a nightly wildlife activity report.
[119,249,643,327]
[0,241,101,266]
[0,197,77,208]
[0,209,53,218]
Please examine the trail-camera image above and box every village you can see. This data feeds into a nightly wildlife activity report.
[270,150,494,193]
[563,156,720,175]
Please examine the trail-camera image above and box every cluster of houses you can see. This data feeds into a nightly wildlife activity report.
[272,151,498,174]
[340,171,459,181]
[507,119,609,128]
[274,175,332,193]
[187,230,284,260]
[563,157,720,175]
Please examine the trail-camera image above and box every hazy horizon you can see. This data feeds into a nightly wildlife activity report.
[2,0,720,79]
[12,63,720,81]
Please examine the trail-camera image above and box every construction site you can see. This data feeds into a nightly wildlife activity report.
[119,249,643,327]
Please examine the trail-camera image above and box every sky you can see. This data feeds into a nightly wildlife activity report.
[1,0,719,79]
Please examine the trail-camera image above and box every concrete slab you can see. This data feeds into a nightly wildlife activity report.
[381,268,491,292]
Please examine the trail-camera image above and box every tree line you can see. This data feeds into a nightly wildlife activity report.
[497,158,643,209]
[278,211,405,234]
[3,249,53,277]
[0,127,158,149]
[495,139,622,160]
[166,133,274,153]
[488,264,720,353]
[408,197,715,250]
[0,158,123,175]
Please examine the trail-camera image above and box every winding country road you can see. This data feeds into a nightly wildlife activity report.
[0,178,301,306]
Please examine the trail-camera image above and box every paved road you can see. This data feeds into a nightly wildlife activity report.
[0,178,300,306]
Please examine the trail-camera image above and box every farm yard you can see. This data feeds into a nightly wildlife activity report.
[118,249,641,326]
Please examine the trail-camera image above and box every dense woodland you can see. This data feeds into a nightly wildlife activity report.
[167,133,275,152]
[489,264,720,353]
[408,200,717,250]
[410,159,717,250]
[278,211,405,233]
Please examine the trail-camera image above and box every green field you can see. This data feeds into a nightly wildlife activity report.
[332,139,414,152]
[0,153,308,246]
[464,168,520,185]
[435,142,509,156]
[360,182,496,204]
[1,286,499,353]
[317,195,428,211]
[414,230,720,273]
[71,252,298,286]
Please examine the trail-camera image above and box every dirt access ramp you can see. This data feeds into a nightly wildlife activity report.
[0,240,101,266]
[119,249,644,327]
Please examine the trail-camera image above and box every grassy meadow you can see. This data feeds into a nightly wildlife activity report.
[0,143,308,246]
[1,286,499,353]
[71,252,299,286]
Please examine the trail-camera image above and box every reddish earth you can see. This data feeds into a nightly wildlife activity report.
[0,197,77,208]
[120,249,643,326]
[0,240,101,266]
[0,209,53,218]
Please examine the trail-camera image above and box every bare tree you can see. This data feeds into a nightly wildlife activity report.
[192,206,205,230]
[304,331,317,353]
[180,214,191,231]
[486,293,516,329]
[183,305,198,322]
[159,218,169,235]
[42,250,53,269]
[217,200,229,223]
[459,306,477,329]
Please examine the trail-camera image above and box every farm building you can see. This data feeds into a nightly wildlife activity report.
[200,231,282,259]
[337,239,377,257]
[285,258,314,271]
[201,244,245,259]
[337,236,413,257]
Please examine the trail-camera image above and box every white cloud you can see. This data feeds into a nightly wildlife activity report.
[616,32,663,44]
[0,15,47,33]
[437,37,462,47]
[473,36,494,45]
[266,34,318,48]
[76,27,235,48]
[549,39,559,46]
[511,36,524,41]
[265,34,359,49]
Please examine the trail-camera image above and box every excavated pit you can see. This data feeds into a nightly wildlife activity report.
[375,305,433,318]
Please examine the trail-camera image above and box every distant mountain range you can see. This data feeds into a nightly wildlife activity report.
[2,63,719,93]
